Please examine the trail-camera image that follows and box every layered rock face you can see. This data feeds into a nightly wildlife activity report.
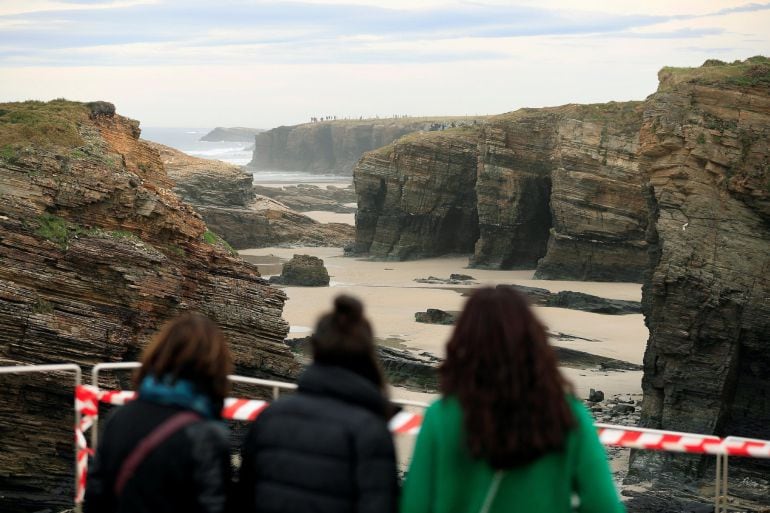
[629,59,770,496]
[474,103,647,275]
[0,101,298,512]
[152,142,354,249]
[250,117,483,174]
[353,104,648,280]
[353,129,480,259]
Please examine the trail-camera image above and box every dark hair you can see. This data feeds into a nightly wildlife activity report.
[312,295,388,397]
[134,312,233,410]
[440,286,575,469]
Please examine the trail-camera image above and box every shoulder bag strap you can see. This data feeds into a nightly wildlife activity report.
[114,411,201,496]
[479,470,504,513]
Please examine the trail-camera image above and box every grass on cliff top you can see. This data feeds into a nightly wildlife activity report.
[490,101,644,136]
[0,99,89,150]
[658,56,770,90]
[370,125,481,156]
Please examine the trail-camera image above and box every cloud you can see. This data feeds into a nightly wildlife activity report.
[0,1,728,66]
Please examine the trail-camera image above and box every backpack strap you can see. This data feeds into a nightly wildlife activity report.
[114,411,201,496]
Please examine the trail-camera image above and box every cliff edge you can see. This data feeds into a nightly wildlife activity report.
[0,100,298,512]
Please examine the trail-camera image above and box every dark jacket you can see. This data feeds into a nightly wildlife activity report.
[236,364,399,513]
[83,399,231,513]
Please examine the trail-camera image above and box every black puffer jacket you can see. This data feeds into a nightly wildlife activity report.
[236,364,399,513]
[83,399,231,513]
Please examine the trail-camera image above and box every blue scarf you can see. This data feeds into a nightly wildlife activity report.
[138,375,217,419]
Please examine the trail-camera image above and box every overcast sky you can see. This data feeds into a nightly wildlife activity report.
[1,0,769,128]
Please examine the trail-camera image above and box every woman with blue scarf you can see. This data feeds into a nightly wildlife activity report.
[84,312,233,513]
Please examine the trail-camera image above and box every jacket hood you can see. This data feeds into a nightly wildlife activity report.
[298,363,386,417]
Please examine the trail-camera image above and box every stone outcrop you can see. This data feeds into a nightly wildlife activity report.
[0,100,298,512]
[269,254,330,286]
[152,142,354,249]
[252,183,357,213]
[250,117,484,175]
[200,126,263,142]
[627,58,770,499]
[353,104,648,280]
[285,336,442,392]
[353,128,480,258]
[414,309,458,325]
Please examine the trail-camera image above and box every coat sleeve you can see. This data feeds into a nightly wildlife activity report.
[400,404,437,513]
[571,401,626,513]
[189,422,232,513]
[354,418,399,513]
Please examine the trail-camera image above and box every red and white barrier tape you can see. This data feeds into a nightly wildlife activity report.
[73,386,770,503]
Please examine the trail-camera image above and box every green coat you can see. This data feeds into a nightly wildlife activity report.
[401,396,625,513]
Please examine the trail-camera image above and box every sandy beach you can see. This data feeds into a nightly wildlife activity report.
[302,211,356,225]
[239,246,647,403]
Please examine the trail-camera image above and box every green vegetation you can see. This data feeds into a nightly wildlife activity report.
[0,99,89,151]
[31,298,54,315]
[109,229,140,241]
[33,214,140,248]
[696,133,706,145]
[164,244,186,257]
[658,56,770,90]
[202,229,237,256]
[35,214,75,247]
[0,144,18,163]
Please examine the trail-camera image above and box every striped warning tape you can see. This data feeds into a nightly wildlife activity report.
[73,386,770,503]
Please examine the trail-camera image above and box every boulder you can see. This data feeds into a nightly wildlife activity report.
[414,309,458,325]
[269,254,330,286]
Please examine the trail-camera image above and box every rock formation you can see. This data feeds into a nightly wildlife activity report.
[627,58,770,501]
[269,254,330,286]
[151,142,354,249]
[414,309,458,325]
[252,183,357,213]
[353,128,481,259]
[200,126,263,142]
[250,117,484,174]
[0,100,298,512]
[352,104,648,280]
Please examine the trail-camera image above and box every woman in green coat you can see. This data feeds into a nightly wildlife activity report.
[401,287,625,513]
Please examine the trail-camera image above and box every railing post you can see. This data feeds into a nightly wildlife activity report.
[91,362,141,449]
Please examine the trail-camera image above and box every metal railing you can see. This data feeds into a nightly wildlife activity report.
[2,361,768,513]
[90,361,428,449]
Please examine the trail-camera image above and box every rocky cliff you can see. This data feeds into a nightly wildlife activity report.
[200,126,263,142]
[627,58,770,501]
[152,142,354,249]
[250,117,484,174]
[353,128,480,258]
[353,104,648,280]
[0,100,298,512]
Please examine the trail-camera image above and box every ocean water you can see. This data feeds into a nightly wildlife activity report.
[141,127,351,184]
[141,127,254,166]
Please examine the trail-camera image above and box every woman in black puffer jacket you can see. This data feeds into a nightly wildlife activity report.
[235,295,398,513]
[84,313,233,513]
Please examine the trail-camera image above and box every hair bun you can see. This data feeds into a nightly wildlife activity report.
[333,295,363,325]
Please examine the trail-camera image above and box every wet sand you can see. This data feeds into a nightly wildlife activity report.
[239,246,647,403]
[302,211,356,225]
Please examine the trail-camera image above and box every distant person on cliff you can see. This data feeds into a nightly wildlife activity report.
[84,313,233,513]
[401,287,625,513]
[235,295,398,513]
